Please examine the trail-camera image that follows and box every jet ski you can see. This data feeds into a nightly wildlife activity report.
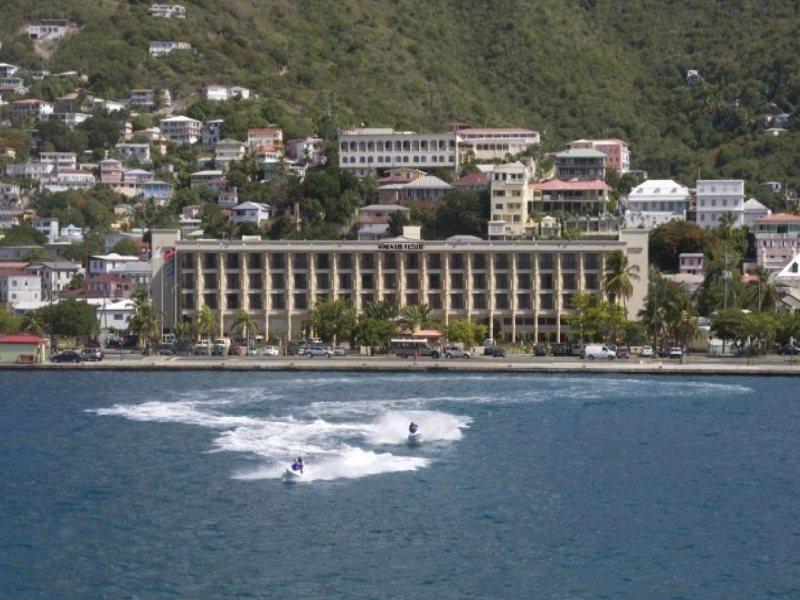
[407,429,422,446]
[283,465,305,481]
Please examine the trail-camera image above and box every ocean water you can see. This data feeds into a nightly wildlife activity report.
[1,371,799,598]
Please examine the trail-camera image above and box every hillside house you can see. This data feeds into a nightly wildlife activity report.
[247,128,283,148]
[149,4,186,18]
[39,151,77,171]
[205,85,250,102]
[160,116,202,144]
[26,20,78,40]
[149,41,192,57]
[116,143,151,164]
[10,99,53,123]
[230,202,270,226]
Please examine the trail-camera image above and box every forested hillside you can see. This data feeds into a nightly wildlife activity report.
[2,0,800,195]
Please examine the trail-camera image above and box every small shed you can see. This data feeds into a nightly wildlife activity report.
[0,334,47,363]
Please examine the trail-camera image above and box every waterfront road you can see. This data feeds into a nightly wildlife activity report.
[6,353,800,375]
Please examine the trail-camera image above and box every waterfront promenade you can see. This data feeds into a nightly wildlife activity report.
[4,354,800,375]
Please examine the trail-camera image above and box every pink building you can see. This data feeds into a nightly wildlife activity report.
[679,253,704,275]
[753,213,800,272]
[569,138,630,174]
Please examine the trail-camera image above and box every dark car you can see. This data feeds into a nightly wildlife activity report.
[533,343,549,357]
[616,346,631,359]
[158,343,175,356]
[52,350,82,363]
[569,343,583,357]
[228,344,245,356]
[551,343,568,356]
[778,344,800,355]
[657,347,670,358]
[483,345,506,357]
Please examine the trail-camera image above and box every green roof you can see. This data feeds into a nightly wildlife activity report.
[556,149,606,158]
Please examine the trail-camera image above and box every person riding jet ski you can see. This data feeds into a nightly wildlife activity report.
[290,456,305,474]
[409,422,419,434]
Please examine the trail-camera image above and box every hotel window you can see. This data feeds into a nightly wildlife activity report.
[563,273,576,290]
[181,252,194,269]
[338,253,353,270]
[204,273,218,289]
[270,253,285,269]
[361,273,373,289]
[563,293,573,308]
[317,273,330,289]
[517,273,531,288]
[428,273,441,289]
[427,253,441,269]
[450,273,464,289]
[495,273,508,288]
[562,253,577,270]
[339,273,352,289]
[249,293,262,309]
[584,253,600,269]
[539,253,554,270]
[406,273,419,289]
[293,253,308,269]
[226,293,240,309]
[517,254,531,269]
[203,253,217,269]
[227,273,240,289]
[203,293,218,309]
[248,253,263,269]
[181,273,195,288]
[427,293,441,309]
[361,293,373,305]
[294,293,308,310]
[494,293,509,310]
[271,273,285,289]
[517,293,531,309]
[472,253,486,270]
[540,273,553,289]
[271,293,284,309]
[406,253,420,269]
[226,253,239,269]
[384,254,396,269]
[585,273,598,290]
[471,273,485,289]
[405,293,419,306]
[472,293,486,309]
[183,293,195,310]
[495,253,509,270]
[539,293,553,310]
[450,253,464,270]
[383,273,396,289]
[314,252,330,271]
[360,254,374,269]
[250,273,263,289]
[450,293,465,309]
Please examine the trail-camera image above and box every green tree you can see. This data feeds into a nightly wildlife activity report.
[195,304,220,350]
[355,316,395,351]
[38,299,99,342]
[444,319,488,347]
[304,298,357,343]
[230,308,259,345]
[603,250,640,310]
[399,304,433,332]
[22,247,54,262]
[0,225,47,247]
[20,311,46,337]
[110,238,140,256]
[566,293,627,343]
[649,221,713,272]
[0,307,21,335]
[128,290,162,350]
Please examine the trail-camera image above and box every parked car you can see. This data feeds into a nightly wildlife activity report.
[532,343,548,356]
[228,344,245,356]
[286,340,308,356]
[616,346,631,359]
[668,347,684,359]
[657,347,671,358]
[483,345,506,358]
[569,343,583,357]
[551,343,568,356]
[211,344,226,356]
[158,343,175,356]
[582,344,616,360]
[262,345,280,357]
[52,350,82,363]
[305,345,333,358]
[81,347,104,362]
[332,346,348,357]
[445,345,472,359]
[778,343,800,355]
[640,345,654,358]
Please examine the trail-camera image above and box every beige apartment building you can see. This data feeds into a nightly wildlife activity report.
[173,230,648,344]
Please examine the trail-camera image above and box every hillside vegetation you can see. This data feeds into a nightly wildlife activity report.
[2,0,800,196]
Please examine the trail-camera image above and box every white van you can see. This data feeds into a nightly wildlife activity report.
[582,344,616,360]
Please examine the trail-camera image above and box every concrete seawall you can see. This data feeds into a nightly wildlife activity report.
[3,357,800,376]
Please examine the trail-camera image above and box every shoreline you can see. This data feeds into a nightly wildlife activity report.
[3,357,800,376]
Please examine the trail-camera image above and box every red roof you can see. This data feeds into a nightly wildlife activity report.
[532,178,609,191]
[0,334,46,345]
[249,128,281,135]
[756,213,800,224]
[0,269,33,277]
[453,172,488,186]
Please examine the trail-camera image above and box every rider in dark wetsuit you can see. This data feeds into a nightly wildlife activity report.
[291,457,305,473]
[409,422,419,434]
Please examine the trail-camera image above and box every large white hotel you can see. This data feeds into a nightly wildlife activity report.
[338,126,541,177]
[172,229,648,344]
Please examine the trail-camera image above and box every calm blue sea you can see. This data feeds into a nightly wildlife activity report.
[1,371,799,598]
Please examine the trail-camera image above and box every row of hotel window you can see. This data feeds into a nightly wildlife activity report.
[181,272,600,291]
[341,140,456,152]
[180,252,604,271]
[182,291,588,311]
[342,155,454,164]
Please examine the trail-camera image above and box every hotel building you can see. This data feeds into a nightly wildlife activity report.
[339,128,459,177]
[457,127,540,161]
[173,229,648,344]
[695,179,744,229]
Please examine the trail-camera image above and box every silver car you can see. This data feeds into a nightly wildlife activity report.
[445,346,472,359]
[304,345,333,358]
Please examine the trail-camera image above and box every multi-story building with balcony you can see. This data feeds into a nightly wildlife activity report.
[456,127,540,161]
[695,179,744,229]
[624,179,690,229]
[532,179,609,216]
[159,115,202,144]
[488,162,533,239]
[128,88,172,110]
[752,213,800,272]
[339,128,459,177]
[568,139,630,173]
[39,152,77,172]
[172,229,648,344]
[554,149,606,181]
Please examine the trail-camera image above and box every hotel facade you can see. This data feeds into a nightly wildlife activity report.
[173,230,648,344]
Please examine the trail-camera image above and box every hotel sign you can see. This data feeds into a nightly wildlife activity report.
[378,242,424,251]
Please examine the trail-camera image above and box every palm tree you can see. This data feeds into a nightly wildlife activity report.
[194,304,219,354]
[129,290,162,351]
[603,250,640,310]
[20,310,45,337]
[364,300,399,322]
[746,266,778,313]
[400,304,432,332]
[230,308,259,348]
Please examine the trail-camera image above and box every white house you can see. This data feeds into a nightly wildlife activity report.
[695,179,745,229]
[339,128,459,177]
[116,143,151,164]
[159,116,202,144]
[10,99,54,123]
[49,112,91,128]
[149,4,186,18]
[6,162,53,180]
[128,88,172,109]
[0,269,41,307]
[0,63,19,78]
[149,41,192,57]
[488,162,533,239]
[743,198,771,229]
[26,20,78,41]
[24,261,82,298]
[39,151,77,171]
[624,179,690,229]
[247,127,283,148]
[59,223,84,242]
[230,202,270,226]
[205,85,250,102]
[89,253,141,276]
[214,139,246,166]
[33,218,59,242]
[43,170,96,192]
[456,127,540,161]
[0,181,22,204]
